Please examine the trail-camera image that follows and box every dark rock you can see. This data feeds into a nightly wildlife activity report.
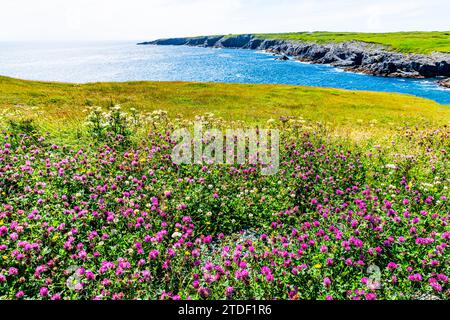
[305,45,328,60]
[206,36,224,47]
[275,55,289,61]
[186,37,208,46]
[216,34,253,48]
[247,39,264,49]
[437,61,450,76]
[139,38,188,46]
[418,64,438,77]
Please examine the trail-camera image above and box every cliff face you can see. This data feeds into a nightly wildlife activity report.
[139,35,450,82]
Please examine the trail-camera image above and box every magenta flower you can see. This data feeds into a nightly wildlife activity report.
[148,249,159,260]
[265,274,274,282]
[198,287,210,298]
[40,287,49,297]
[387,262,398,270]
[323,277,331,288]
[151,196,159,207]
[86,271,95,280]
[365,293,377,300]
[8,267,18,276]
[408,273,423,282]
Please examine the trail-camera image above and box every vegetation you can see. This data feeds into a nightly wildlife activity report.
[0,76,449,300]
[1,76,449,146]
[253,31,450,54]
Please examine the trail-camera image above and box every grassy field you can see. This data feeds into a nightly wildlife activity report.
[1,76,449,145]
[252,31,450,54]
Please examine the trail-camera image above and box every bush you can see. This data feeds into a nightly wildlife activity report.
[85,105,135,147]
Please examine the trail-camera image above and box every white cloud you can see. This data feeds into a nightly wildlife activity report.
[0,0,448,41]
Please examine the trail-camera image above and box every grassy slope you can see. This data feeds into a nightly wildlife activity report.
[1,76,449,143]
[251,31,450,54]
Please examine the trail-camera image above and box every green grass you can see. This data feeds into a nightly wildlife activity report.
[1,76,449,144]
[251,31,450,54]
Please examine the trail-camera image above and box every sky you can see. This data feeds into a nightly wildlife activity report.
[0,0,449,41]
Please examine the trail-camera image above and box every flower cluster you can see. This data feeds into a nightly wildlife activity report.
[0,112,448,300]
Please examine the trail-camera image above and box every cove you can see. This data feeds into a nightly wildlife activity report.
[0,41,449,104]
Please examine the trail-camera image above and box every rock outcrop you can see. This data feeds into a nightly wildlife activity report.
[138,35,450,86]
[275,54,290,61]
[439,78,450,88]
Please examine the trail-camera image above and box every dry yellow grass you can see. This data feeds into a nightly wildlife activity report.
[1,76,449,144]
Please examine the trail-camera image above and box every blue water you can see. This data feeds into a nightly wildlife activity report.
[0,41,449,104]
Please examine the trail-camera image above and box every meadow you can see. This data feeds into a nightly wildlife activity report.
[0,76,449,300]
[254,31,450,54]
[1,76,449,145]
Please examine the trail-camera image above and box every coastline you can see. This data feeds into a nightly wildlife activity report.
[139,35,450,88]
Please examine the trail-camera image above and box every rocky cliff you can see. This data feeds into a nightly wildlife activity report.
[138,35,450,85]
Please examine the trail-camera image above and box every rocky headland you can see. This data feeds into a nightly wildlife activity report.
[138,35,450,88]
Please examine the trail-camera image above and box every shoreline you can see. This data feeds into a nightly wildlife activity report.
[139,35,450,89]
